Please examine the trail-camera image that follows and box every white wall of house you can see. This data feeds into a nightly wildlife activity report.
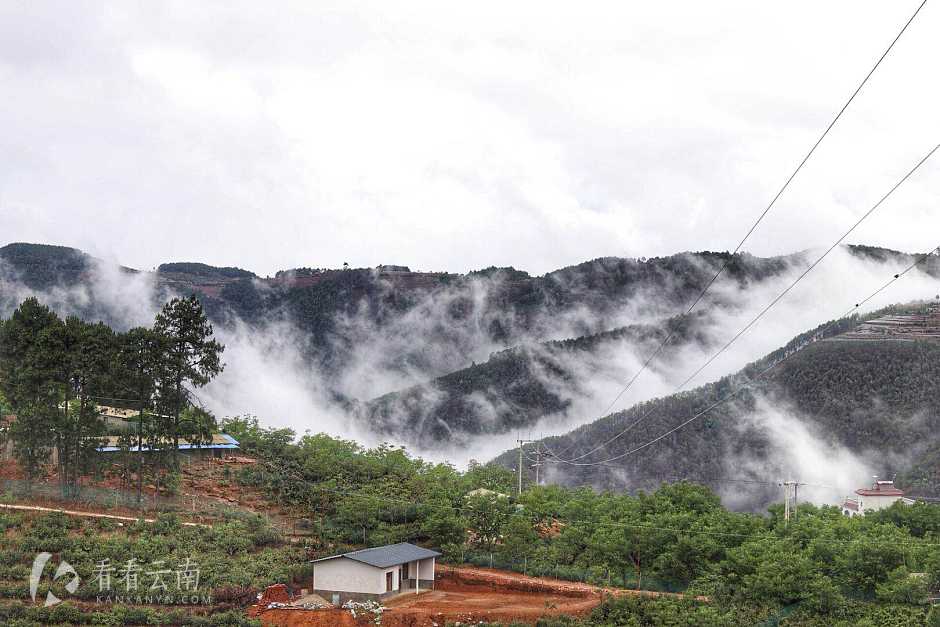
[858,495,904,514]
[313,556,393,594]
[416,557,435,580]
[843,494,907,517]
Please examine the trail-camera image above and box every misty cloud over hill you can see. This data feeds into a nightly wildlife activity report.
[2,241,939,500]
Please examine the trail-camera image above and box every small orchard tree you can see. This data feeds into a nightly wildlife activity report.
[420,506,467,550]
[464,493,513,552]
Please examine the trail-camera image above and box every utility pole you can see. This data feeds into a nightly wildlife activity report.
[781,479,807,525]
[533,442,542,487]
[516,439,536,495]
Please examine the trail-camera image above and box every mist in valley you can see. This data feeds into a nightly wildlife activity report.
[1,245,938,510]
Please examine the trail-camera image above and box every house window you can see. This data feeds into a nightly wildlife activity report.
[386,572,393,592]
[403,562,409,579]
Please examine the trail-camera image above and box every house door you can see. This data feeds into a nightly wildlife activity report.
[386,571,394,592]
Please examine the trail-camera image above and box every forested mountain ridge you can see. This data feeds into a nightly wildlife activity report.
[492,303,940,507]
[0,242,127,290]
[4,241,940,468]
[0,241,807,376]
[357,310,714,445]
[0,242,808,443]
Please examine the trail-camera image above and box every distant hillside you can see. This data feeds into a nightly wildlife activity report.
[0,242,95,290]
[0,243,141,323]
[358,310,712,445]
[157,262,256,279]
[492,303,940,507]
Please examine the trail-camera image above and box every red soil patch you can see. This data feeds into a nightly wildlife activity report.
[437,565,606,597]
[255,565,608,626]
[253,609,362,626]
[258,584,291,605]
[0,457,27,481]
[435,565,701,601]
[0,457,287,527]
[253,564,704,626]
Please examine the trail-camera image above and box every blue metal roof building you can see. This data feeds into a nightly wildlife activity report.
[96,433,240,453]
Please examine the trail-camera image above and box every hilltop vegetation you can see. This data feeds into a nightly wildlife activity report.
[1,241,798,358]
[0,243,95,291]
[157,263,256,279]
[196,249,805,379]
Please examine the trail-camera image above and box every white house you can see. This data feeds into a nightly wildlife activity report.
[310,542,441,605]
[842,479,915,517]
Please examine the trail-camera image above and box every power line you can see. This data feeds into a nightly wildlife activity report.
[544,243,940,467]
[582,0,930,439]
[520,448,840,489]
[674,143,939,392]
[840,246,940,318]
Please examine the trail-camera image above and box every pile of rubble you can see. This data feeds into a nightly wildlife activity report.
[343,599,386,624]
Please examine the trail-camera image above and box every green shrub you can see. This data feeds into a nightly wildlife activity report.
[250,525,281,548]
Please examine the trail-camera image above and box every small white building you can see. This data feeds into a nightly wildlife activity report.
[842,479,914,517]
[310,542,441,605]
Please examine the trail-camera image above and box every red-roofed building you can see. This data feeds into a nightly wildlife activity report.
[842,479,913,517]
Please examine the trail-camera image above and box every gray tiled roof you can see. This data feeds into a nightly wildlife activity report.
[311,542,441,568]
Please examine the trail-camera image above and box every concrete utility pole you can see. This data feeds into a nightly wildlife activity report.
[533,442,542,487]
[781,479,807,526]
[516,439,537,495]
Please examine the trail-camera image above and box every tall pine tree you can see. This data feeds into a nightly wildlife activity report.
[153,295,224,468]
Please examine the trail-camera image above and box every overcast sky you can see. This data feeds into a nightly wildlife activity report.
[1,1,938,276]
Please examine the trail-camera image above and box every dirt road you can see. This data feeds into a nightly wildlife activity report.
[438,564,702,600]
[0,502,208,527]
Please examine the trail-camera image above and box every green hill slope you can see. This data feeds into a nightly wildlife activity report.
[492,306,940,506]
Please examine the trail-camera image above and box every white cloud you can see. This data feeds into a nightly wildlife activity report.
[723,396,874,510]
[0,1,937,276]
[2,1,940,474]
